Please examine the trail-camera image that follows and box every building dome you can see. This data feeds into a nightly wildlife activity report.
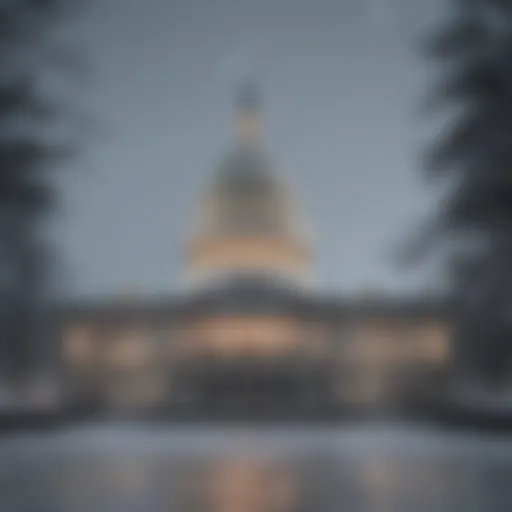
[202,145,306,240]
[184,85,314,289]
[216,144,275,196]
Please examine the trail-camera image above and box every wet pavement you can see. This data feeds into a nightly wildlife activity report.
[0,422,511,511]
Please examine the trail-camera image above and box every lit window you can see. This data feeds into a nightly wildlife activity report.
[65,325,92,364]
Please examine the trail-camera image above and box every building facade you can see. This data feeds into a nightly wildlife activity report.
[59,85,453,417]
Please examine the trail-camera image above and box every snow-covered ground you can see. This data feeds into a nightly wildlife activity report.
[0,422,511,511]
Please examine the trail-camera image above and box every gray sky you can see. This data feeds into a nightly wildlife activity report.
[55,0,448,298]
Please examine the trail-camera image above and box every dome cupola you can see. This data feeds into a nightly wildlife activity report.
[185,83,314,289]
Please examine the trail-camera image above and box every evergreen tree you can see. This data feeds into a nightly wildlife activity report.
[0,0,81,389]
[405,0,512,388]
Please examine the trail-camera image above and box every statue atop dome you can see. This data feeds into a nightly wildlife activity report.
[236,79,262,110]
[235,79,263,144]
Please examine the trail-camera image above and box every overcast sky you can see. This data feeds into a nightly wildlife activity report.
[54,0,449,298]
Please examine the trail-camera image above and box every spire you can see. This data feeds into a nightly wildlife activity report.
[235,80,262,143]
[236,80,261,111]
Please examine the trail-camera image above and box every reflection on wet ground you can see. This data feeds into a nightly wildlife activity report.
[0,423,511,511]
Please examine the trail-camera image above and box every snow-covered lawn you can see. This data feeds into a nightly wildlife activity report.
[0,422,510,511]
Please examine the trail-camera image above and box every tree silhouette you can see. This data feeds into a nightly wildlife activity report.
[403,0,512,388]
[0,0,81,388]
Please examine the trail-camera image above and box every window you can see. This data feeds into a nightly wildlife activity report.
[65,325,93,364]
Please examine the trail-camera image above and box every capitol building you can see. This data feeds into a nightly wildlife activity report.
[60,84,452,417]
